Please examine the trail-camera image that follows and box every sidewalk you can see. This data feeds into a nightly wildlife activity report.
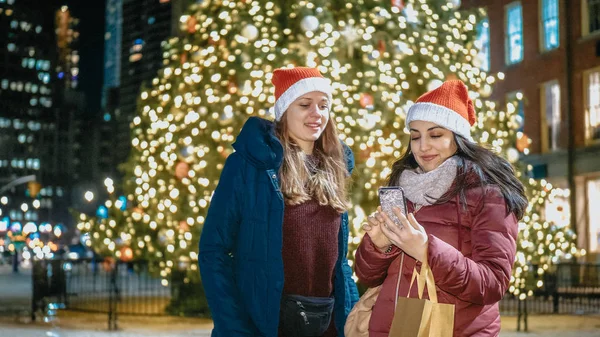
[1,310,600,336]
[500,315,600,336]
[0,263,32,310]
[0,311,213,336]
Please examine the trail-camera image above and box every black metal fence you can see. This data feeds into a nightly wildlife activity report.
[32,258,207,330]
[498,263,600,331]
[501,264,600,312]
[31,259,600,331]
[62,259,171,315]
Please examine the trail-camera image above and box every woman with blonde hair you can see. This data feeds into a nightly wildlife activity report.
[199,67,359,337]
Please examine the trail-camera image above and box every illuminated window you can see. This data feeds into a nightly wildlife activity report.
[541,0,559,51]
[541,80,561,152]
[584,68,600,142]
[544,188,570,229]
[507,91,524,132]
[129,53,142,62]
[475,18,490,71]
[505,2,524,65]
[582,0,600,36]
[588,177,600,252]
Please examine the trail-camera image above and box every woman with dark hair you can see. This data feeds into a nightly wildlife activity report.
[199,67,358,337]
[354,80,527,337]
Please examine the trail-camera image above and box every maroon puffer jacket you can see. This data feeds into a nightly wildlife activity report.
[355,185,518,337]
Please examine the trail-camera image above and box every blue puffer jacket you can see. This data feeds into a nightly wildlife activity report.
[199,116,359,337]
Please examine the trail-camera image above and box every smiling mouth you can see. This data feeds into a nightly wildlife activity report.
[305,123,322,128]
[421,155,437,162]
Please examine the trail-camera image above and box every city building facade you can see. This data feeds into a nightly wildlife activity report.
[466,0,600,260]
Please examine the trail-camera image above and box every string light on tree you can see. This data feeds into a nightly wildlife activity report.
[300,15,320,32]
[241,24,259,41]
[449,0,461,9]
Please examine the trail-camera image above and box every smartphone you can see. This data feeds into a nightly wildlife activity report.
[378,186,408,226]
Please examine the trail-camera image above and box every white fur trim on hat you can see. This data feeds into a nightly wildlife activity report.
[274,77,333,121]
[406,102,474,141]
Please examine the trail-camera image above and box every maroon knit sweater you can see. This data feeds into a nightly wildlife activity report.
[280,198,341,337]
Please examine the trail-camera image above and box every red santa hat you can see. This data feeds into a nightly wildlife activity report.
[272,67,333,121]
[406,80,477,141]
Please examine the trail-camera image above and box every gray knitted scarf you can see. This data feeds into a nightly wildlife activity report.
[398,156,458,206]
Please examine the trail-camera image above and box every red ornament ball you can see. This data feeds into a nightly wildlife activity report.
[360,93,374,109]
[175,161,190,179]
[120,246,134,262]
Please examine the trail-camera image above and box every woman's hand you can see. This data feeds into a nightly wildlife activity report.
[377,207,429,262]
[363,209,392,253]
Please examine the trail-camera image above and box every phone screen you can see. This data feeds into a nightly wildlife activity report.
[378,187,408,226]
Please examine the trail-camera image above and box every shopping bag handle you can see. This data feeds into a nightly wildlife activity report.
[422,262,438,303]
[393,252,405,313]
[406,261,438,303]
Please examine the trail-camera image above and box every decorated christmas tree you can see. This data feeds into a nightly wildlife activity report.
[75,0,579,313]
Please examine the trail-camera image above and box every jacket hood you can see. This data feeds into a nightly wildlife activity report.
[233,117,284,170]
[233,117,354,173]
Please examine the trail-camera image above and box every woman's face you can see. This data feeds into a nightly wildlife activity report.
[409,120,458,172]
[284,91,330,153]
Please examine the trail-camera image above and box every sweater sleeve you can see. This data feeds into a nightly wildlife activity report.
[355,233,402,288]
[198,153,257,336]
[427,186,518,305]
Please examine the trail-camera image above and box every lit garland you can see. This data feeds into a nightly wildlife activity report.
[75,0,580,295]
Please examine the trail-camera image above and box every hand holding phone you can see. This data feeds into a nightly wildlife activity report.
[378,187,408,227]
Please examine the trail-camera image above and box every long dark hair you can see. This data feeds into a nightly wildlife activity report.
[387,134,528,220]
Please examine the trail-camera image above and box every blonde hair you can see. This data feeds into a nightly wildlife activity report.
[276,117,351,213]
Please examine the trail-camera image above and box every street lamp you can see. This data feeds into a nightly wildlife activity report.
[0,175,36,195]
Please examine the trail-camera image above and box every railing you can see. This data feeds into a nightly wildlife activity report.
[32,258,208,330]
[499,263,600,331]
[62,259,170,316]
